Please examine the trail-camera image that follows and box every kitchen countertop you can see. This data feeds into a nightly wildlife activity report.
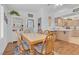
[50,26,79,31]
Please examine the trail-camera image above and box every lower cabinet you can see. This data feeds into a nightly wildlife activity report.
[56,31,70,41]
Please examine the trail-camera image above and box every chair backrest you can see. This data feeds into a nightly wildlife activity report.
[42,32,56,54]
[43,30,49,35]
[21,34,30,50]
[15,31,25,54]
[24,29,32,33]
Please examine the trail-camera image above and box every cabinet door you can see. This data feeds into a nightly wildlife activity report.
[72,30,79,37]
[56,31,69,41]
[55,17,63,27]
[67,19,72,26]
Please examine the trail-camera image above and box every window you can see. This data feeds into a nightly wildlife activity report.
[27,19,34,32]
[27,19,34,28]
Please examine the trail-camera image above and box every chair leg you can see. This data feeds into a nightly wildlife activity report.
[33,48,42,55]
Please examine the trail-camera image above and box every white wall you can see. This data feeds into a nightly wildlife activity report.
[0,5,8,54]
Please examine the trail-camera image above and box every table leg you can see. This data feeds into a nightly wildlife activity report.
[29,44,36,55]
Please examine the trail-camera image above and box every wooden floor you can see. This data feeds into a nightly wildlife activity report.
[3,40,79,55]
[55,40,79,55]
[3,42,17,55]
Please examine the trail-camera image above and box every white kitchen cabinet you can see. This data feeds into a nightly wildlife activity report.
[56,31,70,41]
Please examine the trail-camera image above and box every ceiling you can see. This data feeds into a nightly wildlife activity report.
[3,4,50,12]
[2,4,79,15]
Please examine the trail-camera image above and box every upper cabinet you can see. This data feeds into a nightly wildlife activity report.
[55,17,79,28]
[55,17,64,27]
[64,19,73,27]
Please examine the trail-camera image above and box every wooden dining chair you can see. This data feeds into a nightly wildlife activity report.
[14,31,24,54]
[21,35,30,54]
[34,32,56,55]
[14,31,30,55]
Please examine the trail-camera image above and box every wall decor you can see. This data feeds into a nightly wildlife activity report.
[9,10,20,16]
[28,13,33,18]
[4,13,8,24]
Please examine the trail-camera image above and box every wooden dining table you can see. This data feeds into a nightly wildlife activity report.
[21,33,46,54]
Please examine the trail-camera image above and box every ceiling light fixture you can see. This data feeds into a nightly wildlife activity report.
[55,4,63,6]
